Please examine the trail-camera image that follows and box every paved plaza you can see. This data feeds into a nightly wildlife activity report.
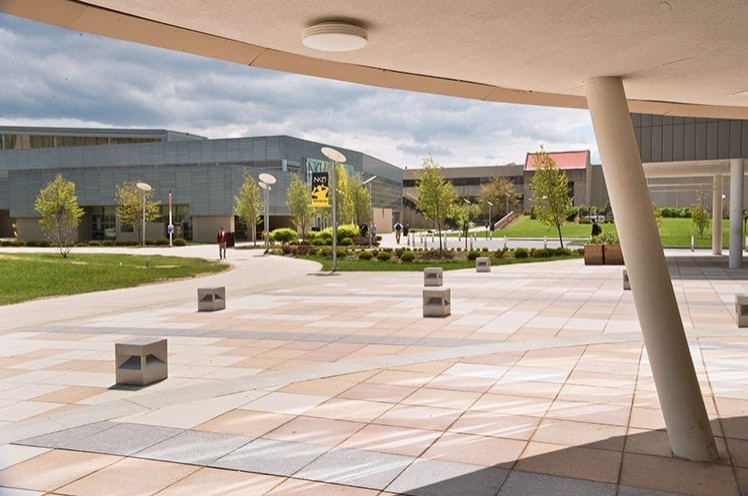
[0,240,747,495]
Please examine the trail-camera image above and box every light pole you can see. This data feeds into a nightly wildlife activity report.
[136,182,152,247]
[258,172,276,250]
[321,147,347,273]
[487,201,493,239]
[362,175,376,246]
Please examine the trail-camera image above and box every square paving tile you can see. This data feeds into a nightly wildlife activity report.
[295,447,412,490]
[387,458,508,496]
[374,404,462,431]
[212,438,329,476]
[264,416,364,446]
[56,457,198,496]
[422,432,526,468]
[240,392,328,415]
[339,423,442,456]
[152,466,284,496]
[135,429,251,465]
[0,444,49,470]
[195,409,294,437]
[515,441,622,483]
[264,478,380,495]
[0,449,120,493]
[497,470,617,496]
[448,412,540,440]
[620,451,739,496]
[531,418,626,451]
[39,422,182,456]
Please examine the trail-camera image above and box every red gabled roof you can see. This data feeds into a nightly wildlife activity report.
[524,150,590,171]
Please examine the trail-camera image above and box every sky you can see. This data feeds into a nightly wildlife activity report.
[0,14,599,169]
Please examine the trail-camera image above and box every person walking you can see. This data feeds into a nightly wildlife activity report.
[394,221,403,244]
[217,225,228,259]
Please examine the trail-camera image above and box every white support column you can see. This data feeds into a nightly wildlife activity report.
[730,159,744,269]
[712,175,722,256]
[585,77,717,462]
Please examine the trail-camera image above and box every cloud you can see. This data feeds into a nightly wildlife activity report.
[0,14,599,168]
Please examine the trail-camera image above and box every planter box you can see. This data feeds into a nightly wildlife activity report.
[604,244,625,265]
[584,244,604,265]
[584,243,624,265]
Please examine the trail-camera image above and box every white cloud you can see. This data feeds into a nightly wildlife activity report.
[0,14,599,168]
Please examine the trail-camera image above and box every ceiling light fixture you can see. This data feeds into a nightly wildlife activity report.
[303,21,367,52]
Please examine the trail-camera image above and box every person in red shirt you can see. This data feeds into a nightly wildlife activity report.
[216,226,228,259]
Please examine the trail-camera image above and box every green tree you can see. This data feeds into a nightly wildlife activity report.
[34,174,84,258]
[286,173,314,241]
[692,194,710,238]
[234,170,263,245]
[478,177,521,226]
[115,179,160,244]
[452,200,481,250]
[347,176,371,227]
[416,156,456,253]
[529,147,572,248]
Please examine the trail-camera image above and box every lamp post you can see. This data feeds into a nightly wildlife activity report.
[136,182,152,247]
[321,147,347,273]
[487,201,493,239]
[258,173,277,250]
[362,175,376,246]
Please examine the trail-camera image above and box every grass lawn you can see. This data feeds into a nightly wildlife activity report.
[0,252,228,305]
[301,253,581,272]
[495,215,727,248]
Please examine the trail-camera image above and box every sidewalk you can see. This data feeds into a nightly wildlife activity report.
[0,245,747,495]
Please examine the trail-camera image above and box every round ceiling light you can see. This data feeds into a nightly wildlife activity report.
[303,22,367,52]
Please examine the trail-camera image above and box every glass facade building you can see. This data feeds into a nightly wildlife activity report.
[0,127,403,242]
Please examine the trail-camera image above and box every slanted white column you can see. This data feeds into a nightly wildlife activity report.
[712,175,722,256]
[585,77,717,462]
[730,159,744,269]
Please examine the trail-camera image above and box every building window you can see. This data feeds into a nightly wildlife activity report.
[91,206,117,239]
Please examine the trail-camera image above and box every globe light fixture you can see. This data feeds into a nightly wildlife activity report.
[303,22,367,52]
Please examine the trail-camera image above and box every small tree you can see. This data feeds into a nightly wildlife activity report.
[115,179,160,244]
[286,173,314,241]
[452,200,481,250]
[692,194,710,238]
[529,146,572,248]
[416,156,455,253]
[348,177,371,227]
[34,174,84,258]
[235,170,263,246]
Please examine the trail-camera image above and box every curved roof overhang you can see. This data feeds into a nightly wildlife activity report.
[2,0,748,120]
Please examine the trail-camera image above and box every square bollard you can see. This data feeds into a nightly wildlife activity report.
[198,286,226,311]
[115,337,168,386]
[476,257,491,273]
[424,267,443,287]
[623,269,630,290]
[736,294,748,327]
[423,287,451,317]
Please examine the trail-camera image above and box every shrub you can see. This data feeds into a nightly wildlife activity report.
[146,237,169,246]
[579,217,591,224]
[467,250,481,261]
[400,251,416,262]
[532,248,553,258]
[358,250,373,260]
[554,247,573,256]
[305,230,318,242]
[337,224,360,241]
[336,247,348,258]
[25,240,50,247]
[514,247,529,258]
[87,240,102,247]
[377,250,392,261]
[339,237,354,246]
[270,227,298,244]
[173,238,187,246]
